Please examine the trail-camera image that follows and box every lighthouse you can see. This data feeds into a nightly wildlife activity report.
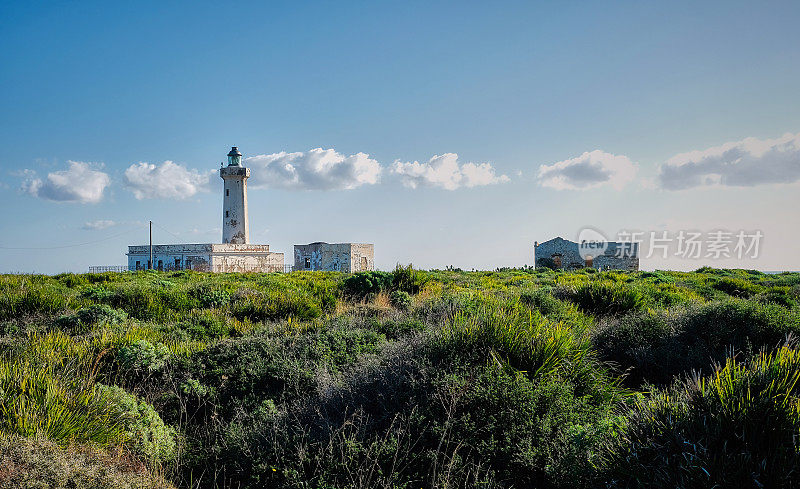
[220,146,250,244]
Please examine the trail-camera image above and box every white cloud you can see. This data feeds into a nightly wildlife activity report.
[22,161,110,204]
[391,153,509,190]
[658,132,800,190]
[124,160,214,200]
[537,150,638,191]
[244,148,381,190]
[82,219,116,230]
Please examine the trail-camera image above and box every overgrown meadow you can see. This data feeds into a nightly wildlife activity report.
[1,265,799,488]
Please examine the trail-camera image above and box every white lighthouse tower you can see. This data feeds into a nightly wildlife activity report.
[220,146,250,244]
[126,146,284,272]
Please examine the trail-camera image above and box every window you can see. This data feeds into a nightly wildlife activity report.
[304,257,311,269]
[226,189,229,196]
[175,258,181,269]
[361,256,368,271]
[225,211,229,218]
[135,260,141,270]
[157,260,163,271]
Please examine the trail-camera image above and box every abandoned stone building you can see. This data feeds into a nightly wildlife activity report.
[127,147,284,272]
[294,242,374,272]
[534,236,639,271]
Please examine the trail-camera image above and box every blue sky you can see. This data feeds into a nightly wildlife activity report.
[1,0,799,273]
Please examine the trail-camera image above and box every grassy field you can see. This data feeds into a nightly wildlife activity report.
[0,266,798,488]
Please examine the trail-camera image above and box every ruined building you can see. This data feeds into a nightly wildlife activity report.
[534,236,639,271]
[127,147,284,272]
[294,242,374,272]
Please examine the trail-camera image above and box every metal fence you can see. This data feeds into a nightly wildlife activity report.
[87,265,129,273]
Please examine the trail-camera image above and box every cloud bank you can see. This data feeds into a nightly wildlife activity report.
[658,132,800,190]
[244,148,381,190]
[22,161,110,204]
[124,160,214,200]
[537,150,638,191]
[391,153,509,190]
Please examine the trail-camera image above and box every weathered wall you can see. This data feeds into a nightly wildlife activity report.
[534,237,585,269]
[211,246,284,273]
[534,237,639,271]
[349,243,374,272]
[294,243,374,272]
[220,166,250,244]
[127,243,283,272]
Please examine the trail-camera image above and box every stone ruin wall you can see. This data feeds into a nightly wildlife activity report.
[534,238,639,271]
[294,243,375,272]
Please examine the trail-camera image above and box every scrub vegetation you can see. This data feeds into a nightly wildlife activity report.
[0,266,799,488]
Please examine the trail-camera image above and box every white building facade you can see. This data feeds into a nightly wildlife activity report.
[293,242,374,272]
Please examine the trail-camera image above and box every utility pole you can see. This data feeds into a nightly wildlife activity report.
[149,220,153,270]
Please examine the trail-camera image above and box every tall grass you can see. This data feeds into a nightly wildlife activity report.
[608,346,800,487]
[0,357,126,446]
[437,298,619,399]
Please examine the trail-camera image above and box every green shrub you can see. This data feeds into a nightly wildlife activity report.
[712,277,762,298]
[81,284,114,302]
[96,384,177,463]
[341,271,393,298]
[391,263,428,294]
[212,342,618,489]
[567,281,645,317]
[185,312,232,340]
[116,340,171,376]
[190,284,231,308]
[0,359,127,446]
[757,286,798,308]
[0,433,175,489]
[607,347,800,488]
[55,304,127,334]
[0,278,74,320]
[389,290,412,310]
[519,288,565,316]
[594,300,800,386]
[372,318,426,339]
[230,291,321,322]
[436,301,613,398]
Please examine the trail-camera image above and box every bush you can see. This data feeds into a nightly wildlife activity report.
[55,304,127,334]
[567,281,645,316]
[184,327,385,418]
[0,278,73,321]
[116,340,171,376]
[520,288,566,316]
[212,341,618,488]
[341,271,393,298]
[0,359,127,446]
[96,384,177,463]
[190,284,231,308]
[391,263,428,294]
[0,433,175,489]
[607,347,800,488]
[712,277,762,298]
[757,286,798,308]
[389,290,412,310]
[230,290,322,322]
[435,301,613,398]
[594,300,800,386]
